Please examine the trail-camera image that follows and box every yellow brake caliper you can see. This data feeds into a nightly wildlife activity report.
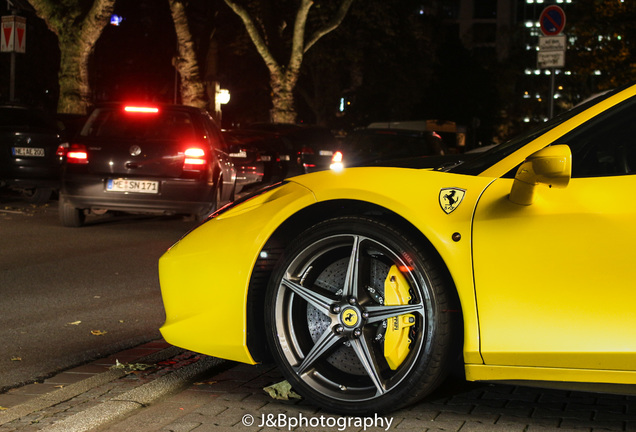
[383,265,415,370]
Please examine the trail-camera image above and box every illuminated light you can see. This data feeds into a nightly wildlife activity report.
[110,14,123,26]
[260,251,269,259]
[185,148,205,157]
[524,117,531,123]
[332,151,343,163]
[66,144,89,164]
[216,89,230,105]
[124,106,159,113]
[183,147,207,169]
[330,162,344,172]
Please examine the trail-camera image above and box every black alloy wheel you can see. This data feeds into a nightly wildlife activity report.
[265,216,457,414]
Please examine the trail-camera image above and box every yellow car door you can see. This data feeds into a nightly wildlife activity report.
[472,97,636,373]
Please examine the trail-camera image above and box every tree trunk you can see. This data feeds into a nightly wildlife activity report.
[169,0,207,109]
[270,72,298,123]
[27,0,115,114]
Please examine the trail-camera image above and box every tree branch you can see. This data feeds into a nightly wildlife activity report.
[223,0,282,77]
[288,0,313,75]
[304,0,355,53]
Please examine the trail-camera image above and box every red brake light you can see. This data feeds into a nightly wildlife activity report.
[183,147,207,170]
[300,146,314,155]
[331,151,343,163]
[56,143,69,158]
[66,144,89,164]
[124,106,159,114]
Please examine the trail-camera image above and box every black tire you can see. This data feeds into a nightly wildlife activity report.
[264,216,457,415]
[23,187,53,205]
[194,184,221,221]
[59,194,85,227]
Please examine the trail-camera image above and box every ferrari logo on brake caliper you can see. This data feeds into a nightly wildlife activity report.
[439,187,466,214]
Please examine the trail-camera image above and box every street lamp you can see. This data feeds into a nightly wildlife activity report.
[214,83,230,124]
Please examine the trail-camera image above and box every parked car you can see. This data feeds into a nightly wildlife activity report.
[242,123,338,176]
[330,128,448,171]
[159,83,636,415]
[58,103,236,227]
[223,129,286,194]
[0,105,67,204]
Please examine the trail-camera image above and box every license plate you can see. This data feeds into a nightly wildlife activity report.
[106,179,159,194]
[12,147,45,157]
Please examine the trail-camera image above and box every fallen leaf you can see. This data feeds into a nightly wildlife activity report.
[67,321,82,326]
[54,385,64,389]
[91,330,107,336]
[118,320,124,323]
[263,380,302,400]
[109,360,152,371]
[0,406,7,410]
[10,357,22,361]
[194,381,217,386]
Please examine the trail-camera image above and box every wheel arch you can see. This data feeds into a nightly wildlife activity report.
[245,198,464,363]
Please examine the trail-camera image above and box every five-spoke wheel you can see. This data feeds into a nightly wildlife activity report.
[265,216,457,414]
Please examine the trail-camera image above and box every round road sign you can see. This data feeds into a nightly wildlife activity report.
[540,6,566,36]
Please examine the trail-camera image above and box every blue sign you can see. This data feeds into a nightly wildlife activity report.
[540,6,566,36]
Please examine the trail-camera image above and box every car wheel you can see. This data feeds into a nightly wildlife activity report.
[22,187,53,205]
[265,216,457,414]
[59,194,86,227]
[194,184,220,221]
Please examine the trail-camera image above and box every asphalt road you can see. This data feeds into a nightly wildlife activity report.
[0,193,199,392]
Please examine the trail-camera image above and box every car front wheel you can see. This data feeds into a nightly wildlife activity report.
[265,216,458,414]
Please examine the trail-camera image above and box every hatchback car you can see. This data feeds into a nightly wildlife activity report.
[58,103,236,227]
[159,83,636,414]
[0,105,67,204]
[330,128,448,171]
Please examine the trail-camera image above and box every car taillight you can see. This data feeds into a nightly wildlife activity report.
[330,151,344,171]
[56,143,69,158]
[183,147,207,170]
[300,146,314,155]
[124,106,159,114]
[66,144,89,164]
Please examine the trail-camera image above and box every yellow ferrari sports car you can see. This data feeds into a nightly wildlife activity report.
[159,83,636,414]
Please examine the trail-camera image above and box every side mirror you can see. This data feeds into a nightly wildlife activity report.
[509,145,572,205]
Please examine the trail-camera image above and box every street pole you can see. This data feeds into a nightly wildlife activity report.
[549,68,555,119]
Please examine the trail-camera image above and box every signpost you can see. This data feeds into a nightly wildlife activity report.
[538,6,566,119]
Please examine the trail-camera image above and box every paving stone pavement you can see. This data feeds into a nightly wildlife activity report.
[2,339,636,432]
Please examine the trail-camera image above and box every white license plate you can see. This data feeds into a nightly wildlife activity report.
[13,147,45,157]
[106,179,159,194]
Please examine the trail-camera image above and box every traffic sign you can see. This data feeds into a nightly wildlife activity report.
[540,6,566,36]
[538,35,566,69]
[1,16,26,53]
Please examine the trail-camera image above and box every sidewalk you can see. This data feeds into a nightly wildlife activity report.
[2,339,636,431]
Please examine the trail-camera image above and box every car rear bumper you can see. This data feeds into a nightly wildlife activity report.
[61,176,215,215]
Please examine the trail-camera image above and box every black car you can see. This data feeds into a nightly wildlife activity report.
[0,105,67,204]
[58,103,236,227]
[330,128,448,170]
[223,129,286,194]
[242,123,338,176]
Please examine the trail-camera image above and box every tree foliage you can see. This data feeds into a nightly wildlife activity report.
[568,0,636,94]
[27,0,115,114]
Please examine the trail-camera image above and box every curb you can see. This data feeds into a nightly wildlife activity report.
[41,356,225,432]
[0,344,228,431]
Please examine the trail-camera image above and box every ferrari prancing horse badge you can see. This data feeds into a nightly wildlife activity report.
[439,188,466,214]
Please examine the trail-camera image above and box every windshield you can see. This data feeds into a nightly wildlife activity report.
[449,86,626,176]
